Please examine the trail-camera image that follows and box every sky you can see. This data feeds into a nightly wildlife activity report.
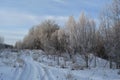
[0,0,111,45]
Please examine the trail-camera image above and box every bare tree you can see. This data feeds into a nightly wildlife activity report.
[99,0,120,68]
[65,16,78,63]
[77,12,96,68]
[65,13,96,67]
[37,20,59,52]
[15,41,23,49]
[16,20,59,51]
[50,29,68,65]
[110,0,120,68]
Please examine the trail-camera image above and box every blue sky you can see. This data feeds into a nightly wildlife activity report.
[0,0,111,45]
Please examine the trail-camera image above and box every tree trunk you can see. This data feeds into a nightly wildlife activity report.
[109,56,112,69]
[85,55,89,68]
[94,55,97,68]
[57,56,59,65]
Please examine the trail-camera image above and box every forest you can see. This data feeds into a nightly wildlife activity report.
[14,0,120,69]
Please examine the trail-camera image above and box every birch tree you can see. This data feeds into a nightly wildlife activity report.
[77,12,96,68]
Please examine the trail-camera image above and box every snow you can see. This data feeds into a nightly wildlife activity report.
[0,49,119,80]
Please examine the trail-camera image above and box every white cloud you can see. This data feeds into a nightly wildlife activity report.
[44,16,68,26]
[0,9,68,26]
[0,10,40,26]
[52,0,66,4]
[0,9,68,45]
[0,30,28,36]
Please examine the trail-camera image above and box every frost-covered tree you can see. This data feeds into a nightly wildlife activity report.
[65,16,78,62]
[65,13,96,67]
[77,12,96,68]
[19,20,59,50]
[66,16,77,53]
[50,29,68,65]
[109,0,120,68]
[15,41,23,49]
[99,0,120,68]
[36,20,59,52]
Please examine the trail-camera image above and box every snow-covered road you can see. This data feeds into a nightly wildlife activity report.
[0,50,120,80]
[14,56,55,80]
[13,57,120,80]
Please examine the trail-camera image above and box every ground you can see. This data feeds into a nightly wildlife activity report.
[0,49,119,80]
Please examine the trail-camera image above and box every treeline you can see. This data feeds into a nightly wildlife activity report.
[0,36,13,49]
[15,0,120,68]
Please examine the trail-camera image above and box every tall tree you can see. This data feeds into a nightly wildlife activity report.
[99,0,120,68]
[77,12,96,68]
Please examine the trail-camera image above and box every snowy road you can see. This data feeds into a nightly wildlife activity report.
[14,57,55,80]
[0,53,120,80]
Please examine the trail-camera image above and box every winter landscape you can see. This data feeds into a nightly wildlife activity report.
[0,0,120,80]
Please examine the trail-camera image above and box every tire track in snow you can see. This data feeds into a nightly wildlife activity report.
[38,63,56,80]
[28,63,34,80]
[35,62,46,80]
[16,59,44,80]
[34,62,49,80]
[17,57,36,80]
[15,56,56,80]
[18,62,31,80]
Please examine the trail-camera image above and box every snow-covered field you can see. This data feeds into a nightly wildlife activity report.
[0,49,119,80]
